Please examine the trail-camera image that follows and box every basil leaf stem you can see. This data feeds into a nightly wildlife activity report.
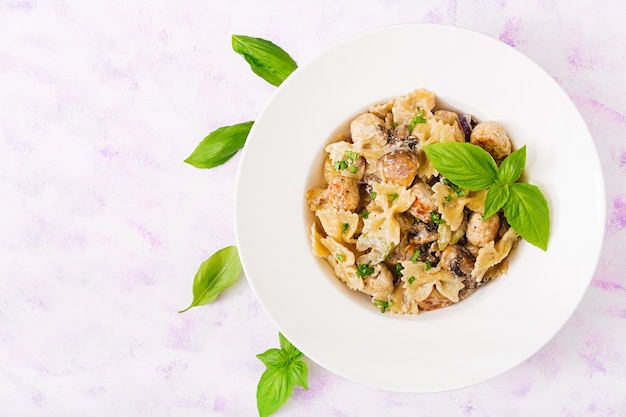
[184,121,254,169]
[179,246,242,313]
[232,35,298,86]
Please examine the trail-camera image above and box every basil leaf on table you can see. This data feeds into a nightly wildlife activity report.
[257,333,308,417]
[497,145,526,184]
[178,246,242,313]
[184,121,253,169]
[503,183,550,251]
[422,142,498,190]
[232,35,298,86]
[483,182,510,220]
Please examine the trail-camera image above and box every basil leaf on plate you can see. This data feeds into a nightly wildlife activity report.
[503,183,550,251]
[422,142,498,190]
[483,182,509,220]
[232,35,298,86]
[178,246,242,313]
[497,145,526,184]
[184,121,253,169]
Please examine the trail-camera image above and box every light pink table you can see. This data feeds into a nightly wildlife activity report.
[1,1,625,415]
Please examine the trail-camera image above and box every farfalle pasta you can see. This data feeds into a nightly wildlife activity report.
[306,89,521,314]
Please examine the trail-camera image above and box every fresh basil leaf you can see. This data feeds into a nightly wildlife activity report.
[422,142,498,190]
[232,35,298,86]
[256,366,294,417]
[289,360,308,390]
[279,333,303,360]
[498,145,526,184]
[178,246,242,313]
[483,183,509,219]
[503,183,550,251]
[184,121,253,169]
[257,348,290,368]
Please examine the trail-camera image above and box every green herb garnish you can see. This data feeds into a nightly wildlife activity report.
[410,249,421,264]
[425,259,432,271]
[395,262,404,276]
[408,276,415,284]
[334,160,347,171]
[360,211,370,219]
[348,165,358,174]
[423,143,549,250]
[342,223,349,234]
[356,263,375,278]
[185,122,254,169]
[408,110,426,132]
[232,35,298,87]
[373,298,393,313]
[443,178,467,197]
[256,333,308,417]
[335,254,345,262]
[370,191,377,199]
[387,193,399,202]
[430,210,445,225]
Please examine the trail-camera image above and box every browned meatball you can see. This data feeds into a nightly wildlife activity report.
[327,177,360,211]
[433,110,459,125]
[361,264,394,299]
[376,150,419,187]
[470,121,512,159]
[466,212,500,247]
[407,182,437,223]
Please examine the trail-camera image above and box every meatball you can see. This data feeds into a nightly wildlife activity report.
[470,121,512,159]
[466,212,500,247]
[327,177,360,211]
[361,264,394,299]
[407,182,437,223]
[376,150,419,187]
[433,110,459,125]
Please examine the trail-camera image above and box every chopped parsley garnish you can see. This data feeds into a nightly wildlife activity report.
[370,191,377,199]
[444,195,452,202]
[410,249,421,264]
[430,210,445,225]
[335,254,345,262]
[387,193,399,202]
[408,276,415,284]
[342,222,349,234]
[334,160,347,171]
[360,210,370,219]
[395,262,404,276]
[443,178,467,197]
[425,259,432,271]
[348,165,358,174]
[356,263,375,278]
[408,110,426,132]
[391,121,398,128]
[373,298,393,313]
[344,150,360,162]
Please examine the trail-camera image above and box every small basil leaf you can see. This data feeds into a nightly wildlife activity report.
[256,367,294,417]
[257,348,290,368]
[503,183,550,251]
[483,183,509,220]
[184,121,253,169]
[178,246,242,313]
[289,360,308,390]
[422,142,498,190]
[232,35,297,87]
[279,333,303,360]
[498,145,526,184]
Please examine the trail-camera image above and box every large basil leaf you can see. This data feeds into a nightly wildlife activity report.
[498,145,526,184]
[184,121,253,169]
[422,142,498,190]
[232,35,297,87]
[503,183,550,251]
[178,246,242,313]
[483,182,509,220]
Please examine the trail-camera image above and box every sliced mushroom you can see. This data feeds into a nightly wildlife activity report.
[376,150,419,187]
[408,222,438,245]
[361,263,394,299]
[440,244,475,277]
[466,212,500,247]
[327,177,360,212]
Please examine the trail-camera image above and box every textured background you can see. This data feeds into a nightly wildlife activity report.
[1,1,625,416]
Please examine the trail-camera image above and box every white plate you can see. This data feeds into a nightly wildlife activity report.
[234,24,605,393]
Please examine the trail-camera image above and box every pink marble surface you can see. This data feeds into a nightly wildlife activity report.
[1,1,625,416]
